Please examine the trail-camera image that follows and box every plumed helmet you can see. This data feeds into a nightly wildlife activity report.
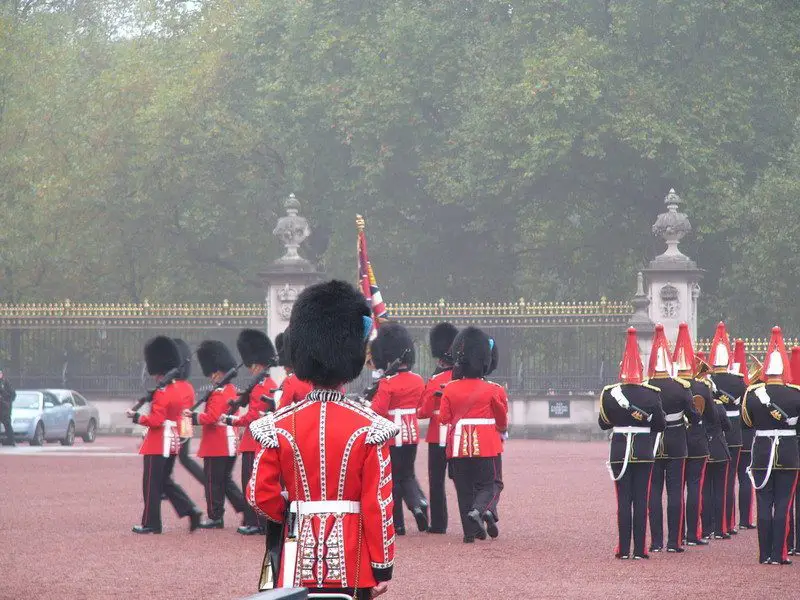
[451,326,493,379]
[275,331,290,367]
[289,280,371,387]
[197,340,237,377]
[173,338,192,380]
[429,322,458,364]
[373,322,415,371]
[144,336,181,377]
[237,329,277,368]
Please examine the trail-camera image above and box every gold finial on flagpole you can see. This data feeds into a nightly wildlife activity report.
[356,214,366,232]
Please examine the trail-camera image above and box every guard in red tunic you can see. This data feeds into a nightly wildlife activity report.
[370,322,429,534]
[274,330,314,408]
[598,327,666,559]
[248,280,397,599]
[732,339,756,530]
[188,340,246,529]
[128,336,200,534]
[742,327,800,564]
[173,338,205,486]
[707,322,747,536]
[417,322,458,534]
[440,326,509,543]
[221,329,278,535]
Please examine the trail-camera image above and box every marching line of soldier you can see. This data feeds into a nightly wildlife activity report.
[601,320,800,564]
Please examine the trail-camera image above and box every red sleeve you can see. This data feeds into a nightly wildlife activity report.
[417,379,436,419]
[138,389,168,427]
[198,390,226,425]
[492,388,509,431]
[278,377,294,409]
[439,387,453,426]
[360,440,395,582]
[370,379,392,418]
[249,446,287,522]
[231,395,261,427]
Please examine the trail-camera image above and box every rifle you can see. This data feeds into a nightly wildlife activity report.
[130,364,184,412]
[226,367,272,416]
[363,349,410,402]
[191,364,241,411]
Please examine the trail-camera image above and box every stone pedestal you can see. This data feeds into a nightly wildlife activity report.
[643,189,703,345]
[260,194,323,382]
[628,271,654,369]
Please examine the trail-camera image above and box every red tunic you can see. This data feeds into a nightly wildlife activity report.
[370,370,426,446]
[248,389,398,590]
[439,378,508,459]
[173,380,195,438]
[137,383,181,456]
[196,383,238,457]
[418,369,453,446]
[232,376,277,454]
[278,374,314,408]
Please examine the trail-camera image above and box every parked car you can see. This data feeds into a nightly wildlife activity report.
[44,389,99,444]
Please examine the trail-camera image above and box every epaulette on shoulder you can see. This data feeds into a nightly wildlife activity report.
[714,399,724,405]
[746,382,766,392]
[365,413,400,445]
[786,384,800,392]
[640,383,661,392]
[249,412,279,448]
[694,378,711,389]
[674,377,692,389]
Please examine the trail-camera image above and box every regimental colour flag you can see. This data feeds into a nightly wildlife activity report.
[356,214,387,336]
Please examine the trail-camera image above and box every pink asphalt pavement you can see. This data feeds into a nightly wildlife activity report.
[0,439,789,599]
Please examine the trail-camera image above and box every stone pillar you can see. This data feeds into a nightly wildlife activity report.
[628,271,654,370]
[643,189,703,345]
[260,194,323,382]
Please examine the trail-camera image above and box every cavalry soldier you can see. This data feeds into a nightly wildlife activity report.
[128,336,200,534]
[417,322,458,534]
[439,327,508,543]
[696,350,732,540]
[742,326,800,565]
[275,330,314,408]
[598,327,665,559]
[732,339,756,530]
[173,338,205,486]
[221,329,278,535]
[646,324,699,553]
[370,322,429,534]
[788,346,800,555]
[248,280,397,599]
[707,322,747,535]
[187,340,246,529]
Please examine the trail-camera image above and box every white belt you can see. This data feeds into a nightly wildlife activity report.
[726,410,740,418]
[665,411,684,423]
[389,408,417,445]
[226,424,237,456]
[290,500,361,516]
[607,427,650,482]
[747,430,796,490]
[453,418,496,455]
[433,410,440,415]
[611,426,650,434]
[162,420,176,457]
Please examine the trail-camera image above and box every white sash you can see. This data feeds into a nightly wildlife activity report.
[226,424,237,456]
[747,429,795,490]
[452,418,496,456]
[606,426,649,482]
[389,408,417,446]
[162,420,177,457]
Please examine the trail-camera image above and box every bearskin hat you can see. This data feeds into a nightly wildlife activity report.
[372,322,415,371]
[197,340,237,377]
[237,329,277,368]
[451,326,493,379]
[289,280,370,387]
[144,336,181,377]
[275,330,290,367]
[429,322,458,363]
[173,338,192,380]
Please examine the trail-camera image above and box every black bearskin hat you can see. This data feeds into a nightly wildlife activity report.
[275,330,290,367]
[451,326,493,379]
[173,338,192,380]
[289,280,371,387]
[429,322,458,363]
[197,340,237,377]
[237,329,277,368]
[373,322,415,371]
[144,336,181,376]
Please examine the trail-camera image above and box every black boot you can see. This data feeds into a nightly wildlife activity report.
[198,518,224,529]
[132,525,162,534]
[467,509,487,540]
[413,506,429,532]
[482,511,499,539]
[189,510,203,533]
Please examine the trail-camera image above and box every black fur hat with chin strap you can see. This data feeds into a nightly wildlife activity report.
[373,322,415,371]
[288,280,371,387]
[429,322,458,365]
[237,329,277,368]
[173,338,192,380]
[197,340,237,377]
[451,326,493,379]
[275,330,290,367]
[144,336,181,376]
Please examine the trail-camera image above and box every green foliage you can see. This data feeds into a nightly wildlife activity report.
[0,0,798,335]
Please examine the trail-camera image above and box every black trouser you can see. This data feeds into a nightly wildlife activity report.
[725,446,742,532]
[702,460,728,536]
[684,457,707,543]
[240,451,266,529]
[0,407,13,445]
[427,443,448,532]
[389,444,426,530]
[612,462,652,557]
[179,438,205,484]
[203,456,245,521]
[738,450,754,527]
[648,457,685,549]
[755,470,798,563]
[486,454,503,521]
[141,454,195,529]
[449,456,496,539]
